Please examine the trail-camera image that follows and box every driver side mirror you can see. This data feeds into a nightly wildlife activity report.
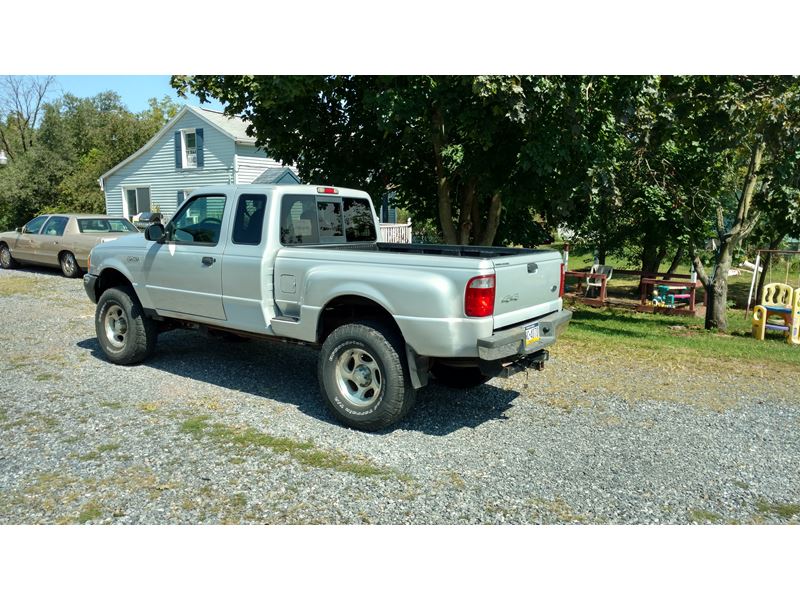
[145,223,166,242]
[15,227,22,233]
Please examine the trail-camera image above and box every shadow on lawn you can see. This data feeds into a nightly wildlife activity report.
[570,307,691,329]
[76,331,518,437]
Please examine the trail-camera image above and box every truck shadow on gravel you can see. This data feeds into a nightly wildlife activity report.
[77,330,519,436]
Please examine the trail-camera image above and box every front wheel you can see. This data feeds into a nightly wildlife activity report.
[95,286,157,365]
[59,251,81,278]
[318,321,416,431]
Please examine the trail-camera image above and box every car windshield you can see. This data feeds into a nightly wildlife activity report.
[77,218,137,233]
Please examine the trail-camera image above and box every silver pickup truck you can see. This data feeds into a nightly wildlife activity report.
[84,184,571,430]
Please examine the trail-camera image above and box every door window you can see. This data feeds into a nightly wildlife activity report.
[164,195,226,245]
[23,215,49,234]
[232,194,267,245]
[42,216,69,236]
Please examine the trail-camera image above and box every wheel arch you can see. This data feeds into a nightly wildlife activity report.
[96,267,138,301]
[317,294,403,344]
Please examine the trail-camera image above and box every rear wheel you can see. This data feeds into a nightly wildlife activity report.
[0,244,18,269]
[432,363,491,389]
[95,286,157,365]
[318,321,416,431]
[59,251,81,278]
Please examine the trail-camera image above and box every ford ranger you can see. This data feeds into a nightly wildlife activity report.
[83,184,571,430]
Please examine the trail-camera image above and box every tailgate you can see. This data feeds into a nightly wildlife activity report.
[492,250,563,328]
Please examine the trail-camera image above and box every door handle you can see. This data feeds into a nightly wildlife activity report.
[201,256,216,266]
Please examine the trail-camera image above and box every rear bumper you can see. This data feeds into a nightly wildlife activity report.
[477,309,572,375]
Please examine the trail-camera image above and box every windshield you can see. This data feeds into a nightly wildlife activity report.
[77,218,138,233]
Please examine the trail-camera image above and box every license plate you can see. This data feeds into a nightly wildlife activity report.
[525,322,540,346]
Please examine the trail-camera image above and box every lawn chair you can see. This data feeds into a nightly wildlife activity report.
[585,264,613,298]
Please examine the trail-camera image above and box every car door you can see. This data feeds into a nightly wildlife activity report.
[35,216,70,266]
[12,215,50,263]
[142,194,228,320]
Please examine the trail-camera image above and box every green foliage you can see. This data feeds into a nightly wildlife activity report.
[0,84,180,229]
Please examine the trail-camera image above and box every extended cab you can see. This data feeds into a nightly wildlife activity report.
[84,184,571,430]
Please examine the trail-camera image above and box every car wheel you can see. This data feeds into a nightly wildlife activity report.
[431,363,491,389]
[0,244,18,269]
[59,251,81,278]
[95,286,157,365]
[318,321,416,431]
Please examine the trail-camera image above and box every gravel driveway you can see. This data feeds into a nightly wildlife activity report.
[1,267,799,524]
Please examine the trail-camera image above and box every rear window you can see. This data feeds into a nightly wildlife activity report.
[78,219,137,233]
[343,197,377,242]
[280,195,376,245]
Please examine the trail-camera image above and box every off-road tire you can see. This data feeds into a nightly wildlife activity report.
[318,321,416,431]
[0,244,18,269]
[95,286,157,365]
[59,251,81,278]
[432,363,491,389]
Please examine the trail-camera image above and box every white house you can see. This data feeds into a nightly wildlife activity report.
[99,106,293,220]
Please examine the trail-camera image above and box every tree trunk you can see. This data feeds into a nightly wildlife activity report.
[639,235,666,294]
[430,105,458,245]
[755,235,784,303]
[700,141,764,332]
[596,248,607,265]
[478,192,502,246]
[458,178,477,245]
[704,248,733,331]
[664,245,685,280]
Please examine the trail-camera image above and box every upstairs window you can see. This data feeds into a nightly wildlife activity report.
[175,128,204,169]
[183,130,197,168]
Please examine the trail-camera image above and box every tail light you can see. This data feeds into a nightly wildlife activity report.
[559,262,565,297]
[465,274,495,317]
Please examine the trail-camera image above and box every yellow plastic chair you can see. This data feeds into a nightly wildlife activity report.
[752,283,799,344]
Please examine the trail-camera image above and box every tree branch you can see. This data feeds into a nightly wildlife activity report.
[688,239,711,287]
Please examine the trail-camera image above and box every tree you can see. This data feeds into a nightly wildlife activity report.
[0,86,180,228]
[0,75,55,160]
[173,75,589,246]
[673,76,800,331]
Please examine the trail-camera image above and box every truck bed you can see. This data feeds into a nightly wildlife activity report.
[313,241,547,258]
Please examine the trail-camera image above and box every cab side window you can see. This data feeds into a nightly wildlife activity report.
[42,216,69,236]
[164,195,226,245]
[280,195,319,245]
[232,194,267,245]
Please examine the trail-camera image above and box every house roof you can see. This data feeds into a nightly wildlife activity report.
[194,107,254,143]
[252,167,302,185]
[98,105,258,188]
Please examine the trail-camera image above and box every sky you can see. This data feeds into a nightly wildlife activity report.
[52,76,225,113]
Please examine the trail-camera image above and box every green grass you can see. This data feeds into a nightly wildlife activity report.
[77,501,103,524]
[689,509,723,523]
[755,500,800,520]
[563,304,800,368]
[180,415,400,479]
[0,275,45,297]
[0,408,7,422]
[77,443,121,461]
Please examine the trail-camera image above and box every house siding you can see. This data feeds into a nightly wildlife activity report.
[234,143,282,184]
[104,112,236,220]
